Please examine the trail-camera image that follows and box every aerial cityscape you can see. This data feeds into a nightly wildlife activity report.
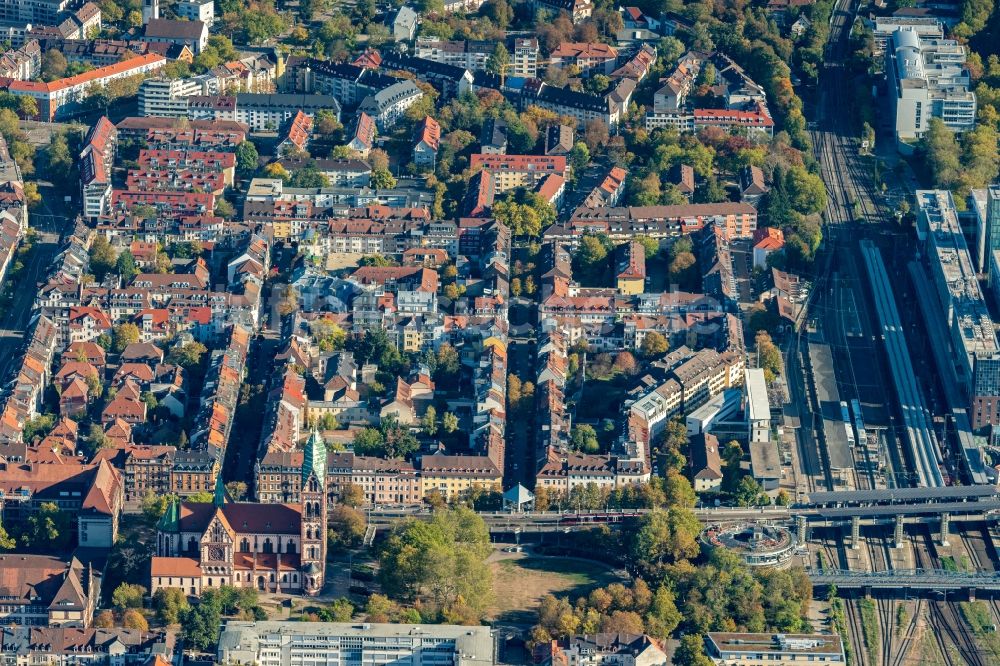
[0,0,995,664]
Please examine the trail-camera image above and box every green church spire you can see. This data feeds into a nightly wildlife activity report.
[303,428,326,485]
[213,474,226,508]
[158,497,180,532]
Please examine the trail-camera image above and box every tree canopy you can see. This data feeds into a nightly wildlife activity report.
[378,508,493,622]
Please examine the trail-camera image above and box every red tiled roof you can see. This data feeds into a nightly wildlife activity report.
[414,116,440,151]
[7,54,164,94]
[550,42,618,59]
[151,556,201,577]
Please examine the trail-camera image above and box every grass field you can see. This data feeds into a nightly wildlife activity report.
[488,555,623,624]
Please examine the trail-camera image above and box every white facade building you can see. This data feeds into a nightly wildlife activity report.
[138,76,205,117]
[174,0,214,26]
[886,28,976,144]
[217,621,496,666]
[512,38,540,77]
[745,368,770,443]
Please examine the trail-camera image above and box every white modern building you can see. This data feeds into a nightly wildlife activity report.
[0,0,68,23]
[886,28,976,145]
[414,38,491,71]
[217,621,497,666]
[512,38,540,77]
[686,387,742,436]
[873,16,943,55]
[139,77,206,117]
[174,0,214,26]
[745,368,770,444]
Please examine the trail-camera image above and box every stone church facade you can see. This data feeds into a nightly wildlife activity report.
[151,431,327,595]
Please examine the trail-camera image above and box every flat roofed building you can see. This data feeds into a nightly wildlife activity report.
[174,0,214,27]
[217,621,497,666]
[914,189,1000,431]
[749,440,780,490]
[886,28,976,144]
[705,632,845,665]
[745,367,770,443]
[873,16,943,55]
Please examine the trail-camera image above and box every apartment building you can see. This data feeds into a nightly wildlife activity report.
[535,451,650,492]
[549,42,618,76]
[512,38,540,77]
[0,0,69,24]
[298,59,401,107]
[531,79,635,129]
[380,53,473,99]
[0,627,175,665]
[418,454,502,501]
[169,449,218,496]
[93,443,176,502]
[174,0,214,26]
[0,555,99,628]
[352,455,423,505]
[414,37,492,70]
[4,53,165,120]
[628,346,745,447]
[469,153,568,193]
[358,79,423,131]
[413,115,441,169]
[530,0,592,23]
[276,156,372,187]
[139,76,206,117]
[548,201,758,247]
[79,117,115,219]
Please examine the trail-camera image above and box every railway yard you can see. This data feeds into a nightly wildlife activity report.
[783,0,1000,662]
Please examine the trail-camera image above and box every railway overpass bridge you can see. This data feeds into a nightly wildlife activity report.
[809,569,1000,599]
[364,485,1000,543]
[800,485,1000,547]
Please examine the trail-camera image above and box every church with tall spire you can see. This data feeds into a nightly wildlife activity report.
[150,436,327,596]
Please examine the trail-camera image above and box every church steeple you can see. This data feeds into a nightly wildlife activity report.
[299,427,326,596]
[213,474,226,508]
[302,428,326,485]
[158,497,179,532]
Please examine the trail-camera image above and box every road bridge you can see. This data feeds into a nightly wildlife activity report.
[809,569,1000,598]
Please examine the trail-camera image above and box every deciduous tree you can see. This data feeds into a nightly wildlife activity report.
[112,582,146,610]
[153,588,189,624]
[639,332,669,357]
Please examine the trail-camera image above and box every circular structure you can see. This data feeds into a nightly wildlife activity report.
[700,523,796,568]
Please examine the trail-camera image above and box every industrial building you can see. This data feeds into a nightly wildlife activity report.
[885,28,976,145]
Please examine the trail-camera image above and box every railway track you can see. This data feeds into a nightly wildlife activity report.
[866,532,894,666]
[959,524,1000,635]
[913,531,989,666]
[889,598,922,666]
[844,598,869,666]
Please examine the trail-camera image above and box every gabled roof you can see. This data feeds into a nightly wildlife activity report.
[144,18,207,41]
[414,116,441,151]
